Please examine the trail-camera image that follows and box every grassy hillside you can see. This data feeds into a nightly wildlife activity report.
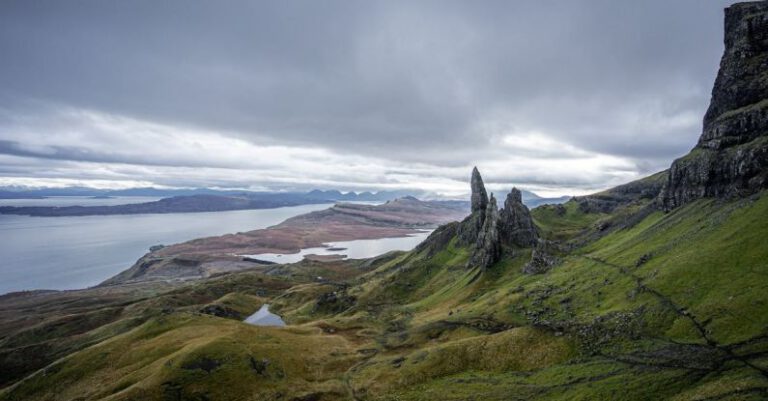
[1,190,767,400]
[372,192,768,400]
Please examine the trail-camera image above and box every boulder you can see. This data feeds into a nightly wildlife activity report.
[523,249,559,274]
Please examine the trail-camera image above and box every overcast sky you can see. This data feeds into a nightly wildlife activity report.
[0,0,736,197]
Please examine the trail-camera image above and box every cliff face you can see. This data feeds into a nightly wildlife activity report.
[661,2,768,209]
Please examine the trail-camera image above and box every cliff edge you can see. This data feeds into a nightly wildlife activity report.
[661,1,768,209]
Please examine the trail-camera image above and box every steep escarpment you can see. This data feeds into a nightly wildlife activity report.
[661,1,768,209]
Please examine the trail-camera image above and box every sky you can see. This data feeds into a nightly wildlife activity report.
[0,0,737,197]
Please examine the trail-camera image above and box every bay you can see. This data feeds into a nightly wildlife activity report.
[0,200,333,294]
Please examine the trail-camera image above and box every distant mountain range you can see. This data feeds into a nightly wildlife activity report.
[0,186,571,208]
[0,186,422,201]
[1,4,766,400]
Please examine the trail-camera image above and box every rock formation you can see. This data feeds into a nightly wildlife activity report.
[660,2,768,209]
[415,221,460,257]
[470,166,489,213]
[522,249,559,275]
[458,168,540,269]
[457,167,489,246]
[468,194,501,268]
[498,188,538,248]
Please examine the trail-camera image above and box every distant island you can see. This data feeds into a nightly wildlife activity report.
[0,186,420,200]
[0,188,568,217]
[0,190,422,217]
[102,196,469,285]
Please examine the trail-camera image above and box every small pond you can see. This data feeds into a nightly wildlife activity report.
[244,304,286,326]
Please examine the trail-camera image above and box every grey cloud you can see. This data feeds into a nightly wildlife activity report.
[0,140,224,169]
[0,0,738,193]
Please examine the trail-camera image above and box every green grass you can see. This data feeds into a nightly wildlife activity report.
[1,313,359,401]
[3,191,768,400]
[532,200,604,241]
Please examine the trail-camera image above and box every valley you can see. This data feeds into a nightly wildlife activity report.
[0,2,766,401]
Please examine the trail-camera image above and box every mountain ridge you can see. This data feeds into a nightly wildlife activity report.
[0,3,767,400]
[660,1,768,209]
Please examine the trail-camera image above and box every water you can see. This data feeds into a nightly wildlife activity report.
[243,230,432,264]
[244,304,286,326]
[0,196,163,207]
[0,201,333,294]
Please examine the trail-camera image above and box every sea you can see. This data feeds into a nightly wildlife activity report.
[0,197,430,295]
[0,197,333,294]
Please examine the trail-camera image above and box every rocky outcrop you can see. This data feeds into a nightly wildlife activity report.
[470,167,489,213]
[660,2,768,209]
[700,2,768,149]
[468,194,501,268]
[498,188,538,247]
[199,304,242,319]
[453,168,541,270]
[415,221,459,257]
[313,289,356,315]
[457,167,489,246]
[574,171,667,214]
[523,248,559,274]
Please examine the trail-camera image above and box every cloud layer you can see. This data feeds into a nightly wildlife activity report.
[0,0,735,196]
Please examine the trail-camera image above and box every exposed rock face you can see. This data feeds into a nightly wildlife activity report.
[522,248,559,275]
[701,2,768,149]
[468,194,501,268]
[470,167,489,213]
[457,211,485,247]
[199,304,242,319]
[498,188,538,247]
[455,169,540,269]
[313,290,356,315]
[660,2,768,209]
[457,167,489,246]
[415,221,459,257]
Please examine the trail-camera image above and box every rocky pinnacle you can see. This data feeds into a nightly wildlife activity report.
[470,166,489,213]
[468,194,501,269]
[499,187,538,248]
[457,167,489,246]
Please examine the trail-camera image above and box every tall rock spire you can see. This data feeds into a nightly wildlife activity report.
[470,167,489,213]
[457,167,489,246]
[468,193,500,269]
[498,187,538,248]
